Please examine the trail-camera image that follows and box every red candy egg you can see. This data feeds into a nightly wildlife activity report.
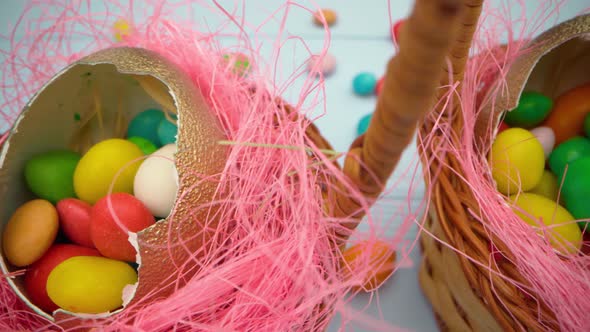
[375,77,385,96]
[391,19,404,42]
[56,198,93,248]
[24,244,100,313]
[90,193,156,262]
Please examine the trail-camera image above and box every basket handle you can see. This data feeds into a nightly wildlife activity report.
[331,0,478,243]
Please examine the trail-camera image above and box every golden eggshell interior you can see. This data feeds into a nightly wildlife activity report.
[0,47,227,322]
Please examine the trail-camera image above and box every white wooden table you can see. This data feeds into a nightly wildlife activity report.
[1,1,587,331]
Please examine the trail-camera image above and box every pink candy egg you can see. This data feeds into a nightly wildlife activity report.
[307,53,336,76]
[530,126,555,159]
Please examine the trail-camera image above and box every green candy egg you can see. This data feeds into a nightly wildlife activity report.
[24,150,81,203]
[504,91,553,128]
[127,109,164,147]
[584,112,590,138]
[127,136,157,155]
[559,156,590,229]
[548,136,590,179]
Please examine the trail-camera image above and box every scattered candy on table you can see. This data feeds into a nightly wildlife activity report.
[357,113,373,136]
[112,18,132,42]
[2,199,59,267]
[391,19,404,43]
[341,240,396,292]
[353,72,377,96]
[313,9,337,27]
[307,53,337,77]
[375,77,384,96]
[46,256,138,314]
[222,53,250,76]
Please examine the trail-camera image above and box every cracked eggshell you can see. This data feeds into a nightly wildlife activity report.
[0,47,228,326]
[476,14,590,146]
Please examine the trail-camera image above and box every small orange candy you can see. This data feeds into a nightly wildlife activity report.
[341,240,396,292]
[542,82,590,145]
[313,9,337,27]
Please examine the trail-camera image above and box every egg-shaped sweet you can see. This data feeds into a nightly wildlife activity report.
[133,144,178,218]
[490,128,545,195]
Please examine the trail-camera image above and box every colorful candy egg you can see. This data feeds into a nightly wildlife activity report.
[126,109,165,147]
[73,139,144,204]
[24,150,80,204]
[90,193,155,262]
[548,136,590,179]
[542,82,590,145]
[127,136,158,155]
[341,240,396,292]
[490,128,544,195]
[157,116,178,146]
[530,126,555,159]
[46,256,138,314]
[357,113,373,136]
[353,73,377,96]
[503,91,553,128]
[528,170,559,201]
[24,244,100,313]
[133,144,178,218]
[2,200,59,267]
[56,198,94,248]
[510,193,582,254]
[559,156,590,228]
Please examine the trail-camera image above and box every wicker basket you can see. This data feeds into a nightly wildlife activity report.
[418,11,590,332]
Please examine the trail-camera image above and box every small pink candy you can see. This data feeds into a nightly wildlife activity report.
[308,53,336,76]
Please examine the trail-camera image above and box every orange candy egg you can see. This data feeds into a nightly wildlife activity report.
[341,240,396,292]
[542,82,590,145]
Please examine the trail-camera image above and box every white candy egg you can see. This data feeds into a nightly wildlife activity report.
[133,144,178,218]
[530,126,555,159]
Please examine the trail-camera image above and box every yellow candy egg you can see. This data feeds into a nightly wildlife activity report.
[73,139,144,204]
[47,256,138,313]
[509,193,582,254]
[528,170,559,201]
[491,128,544,195]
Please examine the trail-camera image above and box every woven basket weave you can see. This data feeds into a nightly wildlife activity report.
[418,11,590,332]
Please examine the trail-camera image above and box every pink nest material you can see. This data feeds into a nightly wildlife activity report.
[0,1,421,331]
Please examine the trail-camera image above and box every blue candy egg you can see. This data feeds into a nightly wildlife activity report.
[157,116,178,145]
[127,109,165,147]
[357,113,373,136]
[353,72,377,96]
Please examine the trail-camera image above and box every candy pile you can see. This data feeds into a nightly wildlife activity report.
[491,82,590,255]
[2,108,179,314]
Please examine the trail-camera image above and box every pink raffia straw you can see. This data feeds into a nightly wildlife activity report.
[0,1,427,331]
